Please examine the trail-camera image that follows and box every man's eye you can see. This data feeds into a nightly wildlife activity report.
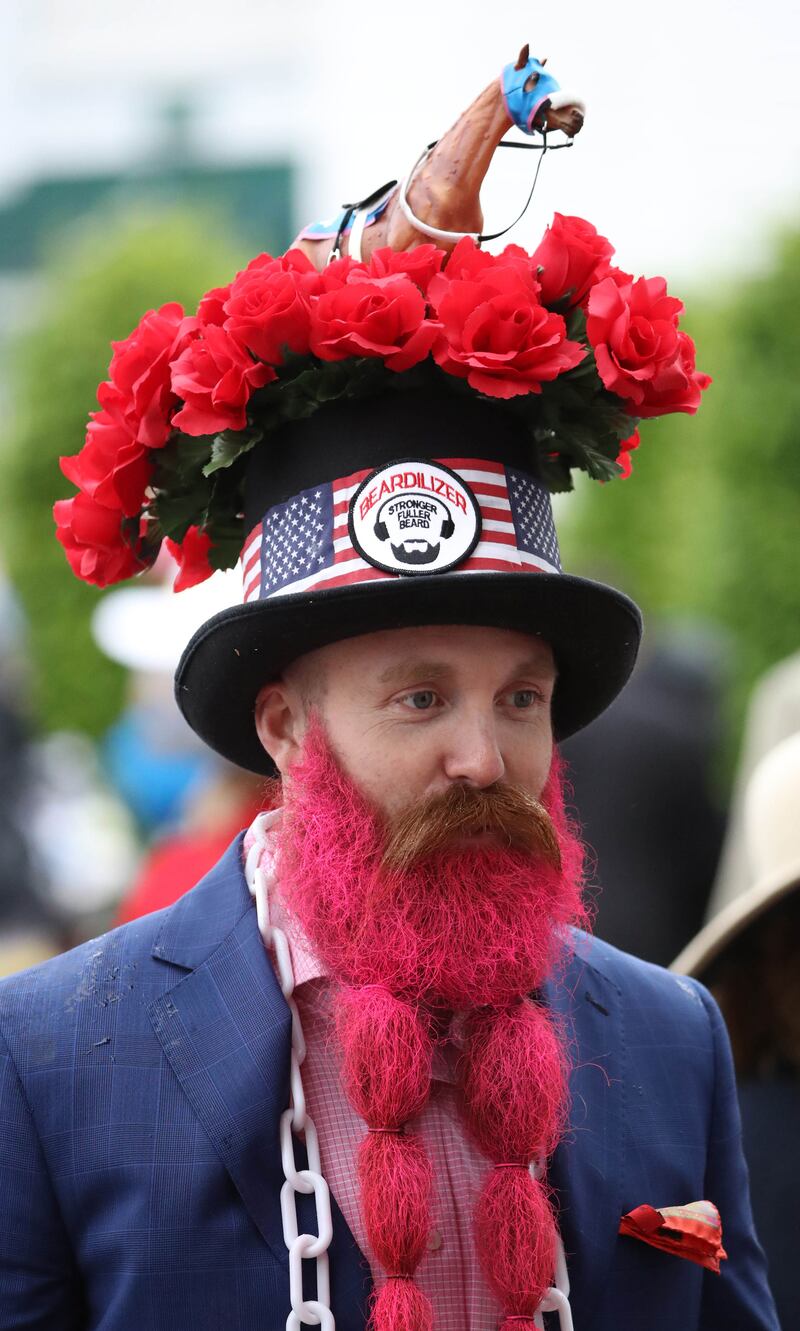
[403,690,438,711]
[508,689,539,709]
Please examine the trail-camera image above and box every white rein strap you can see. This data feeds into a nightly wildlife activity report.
[397,146,482,245]
[244,810,575,1331]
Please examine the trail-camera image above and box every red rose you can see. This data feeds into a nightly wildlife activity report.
[198,284,230,327]
[53,493,148,588]
[616,428,640,478]
[108,302,197,448]
[223,252,319,365]
[165,526,214,591]
[60,390,151,518]
[317,255,369,292]
[601,263,635,290]
[634,331,712,418]
[170,326,276,436]
[279,248,323,279]
[531,213,615,308]
[587,276,710,416]
[587,276,680,404]
[428,261,585,399]
[367,244,445,295]
[441,237,501,282]
[309,273,438,371]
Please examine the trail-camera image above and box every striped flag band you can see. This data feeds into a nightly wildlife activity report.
[242,458,562,604]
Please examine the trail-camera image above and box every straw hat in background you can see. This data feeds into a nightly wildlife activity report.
[672,729,800,978]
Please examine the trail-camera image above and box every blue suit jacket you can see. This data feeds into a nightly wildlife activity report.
[0,837,779,1330]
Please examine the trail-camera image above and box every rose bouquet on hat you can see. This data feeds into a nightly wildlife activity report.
[54,214,710,593]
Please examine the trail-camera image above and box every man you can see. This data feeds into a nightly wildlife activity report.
[1,232,778,1327]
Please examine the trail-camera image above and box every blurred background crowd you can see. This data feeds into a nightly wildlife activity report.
[1,1,798,1319]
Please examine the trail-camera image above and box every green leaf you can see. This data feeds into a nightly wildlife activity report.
[151,487,210,543]
[607,409,640,442]
[203,424,263,477]
[564,304,588,342]
[207,532,242,572]
[291,360,351,405]
[151,433,212,496]
[345,358,393,398]
[538,452,575,493]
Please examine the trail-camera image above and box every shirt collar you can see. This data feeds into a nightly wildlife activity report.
[269,885,329,987]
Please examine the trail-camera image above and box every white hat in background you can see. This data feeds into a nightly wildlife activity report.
[672,729,800,977]
[91,566,242,675]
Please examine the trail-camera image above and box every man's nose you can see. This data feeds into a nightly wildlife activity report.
[441,710,505,788]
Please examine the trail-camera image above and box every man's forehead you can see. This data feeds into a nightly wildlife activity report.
[283,625,559,697]
[296,624,556,684]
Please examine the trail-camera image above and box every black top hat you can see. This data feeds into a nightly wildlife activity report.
[175,387,641,774]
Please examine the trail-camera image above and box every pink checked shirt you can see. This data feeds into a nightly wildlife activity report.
[269,886,504,1331]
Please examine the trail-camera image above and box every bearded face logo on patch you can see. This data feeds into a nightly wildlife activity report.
[273,718,587,1331]
[374,494,455,566]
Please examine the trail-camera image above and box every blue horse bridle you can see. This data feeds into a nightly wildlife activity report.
[501,53,566,134]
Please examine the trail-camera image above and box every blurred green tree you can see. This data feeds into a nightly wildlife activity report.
[2,210,246,736]
[562,225,800,746]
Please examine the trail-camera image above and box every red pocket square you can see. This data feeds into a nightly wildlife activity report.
[619,1200,728,1273]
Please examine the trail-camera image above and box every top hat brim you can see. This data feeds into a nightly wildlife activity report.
[175,568,642,775]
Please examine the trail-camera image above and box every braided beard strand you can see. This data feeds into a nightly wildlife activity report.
[276,719,586,1331]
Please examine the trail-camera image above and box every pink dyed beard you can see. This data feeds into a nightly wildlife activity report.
[276,718,587,1008]
[274,720,587,1331]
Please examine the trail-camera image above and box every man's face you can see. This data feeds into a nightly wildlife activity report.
[262,624,556,818]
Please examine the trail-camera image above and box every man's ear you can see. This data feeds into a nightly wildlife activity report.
[254,679,306,776]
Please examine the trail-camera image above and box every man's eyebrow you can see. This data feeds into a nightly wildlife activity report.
[376,660,455,687]
[376,655,556,688]
[513,656,558,682]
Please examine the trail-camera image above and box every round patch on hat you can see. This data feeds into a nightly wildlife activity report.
[349,459,482,577]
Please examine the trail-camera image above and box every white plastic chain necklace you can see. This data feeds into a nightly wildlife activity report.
[244,809,575,1331]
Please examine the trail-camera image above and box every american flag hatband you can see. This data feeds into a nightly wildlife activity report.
[241,457,561,604]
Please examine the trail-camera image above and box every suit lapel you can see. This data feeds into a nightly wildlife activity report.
[546,936,626,1330]
[147,836,292,1262]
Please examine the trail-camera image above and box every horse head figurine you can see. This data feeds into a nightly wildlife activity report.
[502,45,585,137]
[293,44,585,271]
